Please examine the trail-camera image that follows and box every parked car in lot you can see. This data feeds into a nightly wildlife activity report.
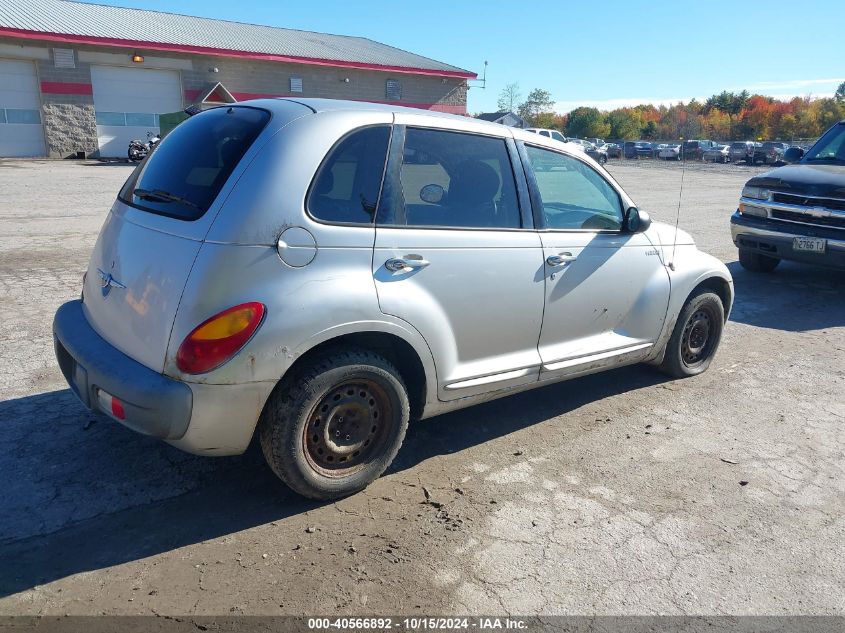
[52,99,734,499]
[586,137,606,148]
[525,127,569,144]
[731,120,845,271]
[566,138,595,151]
[604,142,622,158]
[753,141,789,165]
[681,140,715,160]
[659,144,682,160]
[703,144,731,163]
[636,142,655,158]
[585,143,609,165]
[730,141,758,164]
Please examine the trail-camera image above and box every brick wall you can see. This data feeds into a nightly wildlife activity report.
[0,37,469,158]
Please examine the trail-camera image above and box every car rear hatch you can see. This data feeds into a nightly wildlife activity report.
[80,105,280,373]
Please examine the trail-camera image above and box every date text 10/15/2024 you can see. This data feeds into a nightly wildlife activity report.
[307,617,529,630]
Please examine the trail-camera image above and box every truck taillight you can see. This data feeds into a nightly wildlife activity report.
[176,302,266,374]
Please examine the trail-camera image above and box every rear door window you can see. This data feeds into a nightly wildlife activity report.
[392,128,522,229]
[119,106,270,221]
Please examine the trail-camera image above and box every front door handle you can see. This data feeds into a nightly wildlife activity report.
[385,256,430,272]
[546,252,576,267]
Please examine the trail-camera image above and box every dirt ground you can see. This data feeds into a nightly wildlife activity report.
[0,158,843,617]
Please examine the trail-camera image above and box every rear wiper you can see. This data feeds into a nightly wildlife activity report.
[133,188,201,210]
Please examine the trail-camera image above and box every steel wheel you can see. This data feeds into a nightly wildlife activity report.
[681,307,715,367]
[303,378,394,477]
[658,290,725,378]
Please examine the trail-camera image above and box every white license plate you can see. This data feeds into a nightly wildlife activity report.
[793,237,826,253]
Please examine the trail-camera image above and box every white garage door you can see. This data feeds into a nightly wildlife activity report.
[0,59,47,157]
[91,65,182,158]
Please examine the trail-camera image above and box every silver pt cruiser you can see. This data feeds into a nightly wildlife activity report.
[54,99,733,499]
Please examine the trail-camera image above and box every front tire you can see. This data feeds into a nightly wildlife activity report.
[738,248,780,273]
[259,348,410,500]
[658,290,725,378]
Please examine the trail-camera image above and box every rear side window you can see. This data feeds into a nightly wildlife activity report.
[308,126,391,224]
[393,128,521,229]
[120,106,270,221]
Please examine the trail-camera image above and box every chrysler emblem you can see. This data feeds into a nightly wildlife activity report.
[97,268,126,297]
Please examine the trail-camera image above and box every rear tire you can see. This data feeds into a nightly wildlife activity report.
[658,290,725,378]
[259,348,410,500]
[738,248,780,273]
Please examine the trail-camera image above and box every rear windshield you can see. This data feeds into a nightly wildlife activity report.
[119,106,270,220]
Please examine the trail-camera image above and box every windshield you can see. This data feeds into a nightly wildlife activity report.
[119,106,271,220]
[803,123,845,164]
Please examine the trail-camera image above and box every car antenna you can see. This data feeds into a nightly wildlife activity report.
[669,137,686,271]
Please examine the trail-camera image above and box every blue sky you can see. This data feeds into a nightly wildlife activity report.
[76,0,845,113]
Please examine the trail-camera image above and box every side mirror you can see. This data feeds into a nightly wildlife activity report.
[420,183,445,204]
[783,147,804,164]
[624,207,651,233]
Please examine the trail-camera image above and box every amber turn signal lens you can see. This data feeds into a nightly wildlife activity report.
[176,302,265,374]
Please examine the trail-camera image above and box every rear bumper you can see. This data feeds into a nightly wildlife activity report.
[730,211,845,269]
[53,299,193,439]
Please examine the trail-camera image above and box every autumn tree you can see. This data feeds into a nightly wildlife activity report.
[607,109,642,139]
[517,89,556,126]
[496,82,522,113]
[486,87,839,141]
[565,107,610,139]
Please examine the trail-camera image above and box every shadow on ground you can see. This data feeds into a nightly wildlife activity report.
[727,260,845,331]
[0,364,667,598]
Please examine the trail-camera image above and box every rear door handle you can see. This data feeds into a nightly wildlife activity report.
[546,252,577,267]
[385,256,430,272]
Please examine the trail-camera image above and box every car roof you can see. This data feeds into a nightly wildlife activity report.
[238,97,478,123]
[236,98,591,159]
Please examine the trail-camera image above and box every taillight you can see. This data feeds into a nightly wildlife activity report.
[176,302,266,374]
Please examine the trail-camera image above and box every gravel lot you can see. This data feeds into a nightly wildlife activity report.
[0,158,843,617]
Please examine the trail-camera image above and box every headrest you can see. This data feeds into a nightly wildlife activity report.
[448,160,500,207]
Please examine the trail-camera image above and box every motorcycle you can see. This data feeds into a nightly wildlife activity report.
[128,131,161,162]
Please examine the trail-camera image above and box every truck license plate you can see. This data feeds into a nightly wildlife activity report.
[793,237,826,253]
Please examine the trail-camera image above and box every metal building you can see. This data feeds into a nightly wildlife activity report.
[0,0,475,157]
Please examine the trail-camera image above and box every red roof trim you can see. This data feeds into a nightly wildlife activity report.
[184,88,467,114]
[41,81,93,95]
[0,27,477,79]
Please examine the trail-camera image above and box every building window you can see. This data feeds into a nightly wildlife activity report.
[290,77,303,93]
[125,112,156,126]
[95,112,161,127]
[386,79,401,101]
[96,111,127,126]
[4,109,42,125]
